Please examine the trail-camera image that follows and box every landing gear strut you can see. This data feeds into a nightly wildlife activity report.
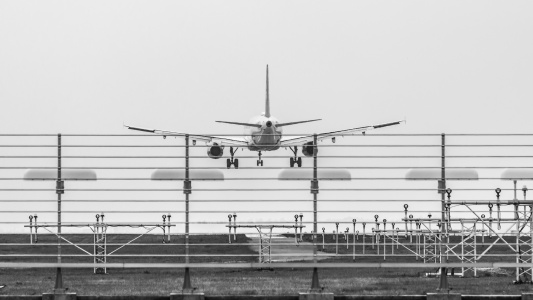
[257,151,263,166]
[289,146,302,168]
[226,147,239,169]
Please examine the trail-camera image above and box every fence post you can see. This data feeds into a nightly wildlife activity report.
[310,133,320,291]
[54,133,65,292]
[437,133,449,291]
[183,134,192,291]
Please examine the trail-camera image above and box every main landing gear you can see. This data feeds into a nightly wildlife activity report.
[257,151,263,166]
[226,147,239,169]
[289,146,302,168]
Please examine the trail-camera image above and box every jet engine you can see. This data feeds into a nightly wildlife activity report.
[302,141,317,157]
[207,143,224,159]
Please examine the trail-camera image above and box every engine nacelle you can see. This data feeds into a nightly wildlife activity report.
[302,141,317,157]
[207,143,224,159]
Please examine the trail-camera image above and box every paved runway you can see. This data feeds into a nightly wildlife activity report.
[245,234,329,262]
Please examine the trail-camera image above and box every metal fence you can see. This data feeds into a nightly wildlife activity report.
[2,133,533,292]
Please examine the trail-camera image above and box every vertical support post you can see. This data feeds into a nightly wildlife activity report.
[34,214,38,243]
[438,133,449,291]
[346,227,349,249]
[258,227,263,263]
[362,223,366,254]
[299,213,304,241]
[393,227,400,249]
[322,227,325,250]
[473,223,477,278]
[29,215,33,244]
[335,222,339,255]
[310,133,320,291]
[404,204,409,238]
[294,215,299,244]
[391,222,395,254]
[383,219,387,260]
[228,214,233,244]
[54,133,65,292]
[352,219,356,261]
[233,213,237,241]
[167,214,172,243]
[481,214,485,246]
[162,215,167,243]
[409,215,413,244]
[183,134,192,291]
[530,200,533,283]
[415,221,419,260]
[516,203,521,283]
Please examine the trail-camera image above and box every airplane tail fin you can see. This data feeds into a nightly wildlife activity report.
[265,65,270,118]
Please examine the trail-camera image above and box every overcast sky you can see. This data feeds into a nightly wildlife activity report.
[1,1,533,235]
[1,1,532,135]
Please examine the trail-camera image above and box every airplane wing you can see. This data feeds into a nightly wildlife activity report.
[124,125,248,146]
[280,120,404,146]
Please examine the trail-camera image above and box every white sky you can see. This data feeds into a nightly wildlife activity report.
[1,1,532,135]
[1,1,533,235]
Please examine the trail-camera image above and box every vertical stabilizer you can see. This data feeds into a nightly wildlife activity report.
[265,65,271,118]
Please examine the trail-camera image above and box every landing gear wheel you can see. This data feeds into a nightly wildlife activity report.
[226,147,239,169]
[289,146,302,168]
[256,151,263,167]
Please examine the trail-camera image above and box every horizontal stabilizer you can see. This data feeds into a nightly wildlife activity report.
[216,121,262,128]
[277,119,322,127]
[373,121,403,129]
[125,125,156,133]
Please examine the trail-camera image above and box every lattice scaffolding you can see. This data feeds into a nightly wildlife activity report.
[514,202,533,283]
[226,214,305,264]
[460,220,477,277]
[93,214,108,274]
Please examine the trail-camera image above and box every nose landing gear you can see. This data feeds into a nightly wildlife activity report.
[226,147,239,169]
[289,146,302,167]
[257,151,263,166]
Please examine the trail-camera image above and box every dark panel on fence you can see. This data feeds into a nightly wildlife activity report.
[335,296,426,300]
[462,296,521,300]
[205,296,298,300]
[0,297,41,300]
[78,297,169,300]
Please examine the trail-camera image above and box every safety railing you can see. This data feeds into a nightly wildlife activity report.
[2,133,533,293]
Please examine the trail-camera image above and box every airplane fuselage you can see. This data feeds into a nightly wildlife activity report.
[244,115,282,151]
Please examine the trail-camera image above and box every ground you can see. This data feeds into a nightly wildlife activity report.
[0,233,532,296]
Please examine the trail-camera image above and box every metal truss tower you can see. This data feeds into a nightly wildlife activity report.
[514,204,533,283]
[256,226,274,263]
[94,214,107,274]
[460,220,477,277]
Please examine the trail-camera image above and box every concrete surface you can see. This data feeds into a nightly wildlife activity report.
[245,234,329,262]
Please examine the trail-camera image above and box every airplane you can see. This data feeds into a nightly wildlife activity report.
[125,66,404,169]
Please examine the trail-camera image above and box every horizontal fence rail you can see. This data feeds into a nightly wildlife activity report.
[3,133,533,293]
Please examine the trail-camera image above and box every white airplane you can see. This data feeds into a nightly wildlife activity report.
[125,66,403,168]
